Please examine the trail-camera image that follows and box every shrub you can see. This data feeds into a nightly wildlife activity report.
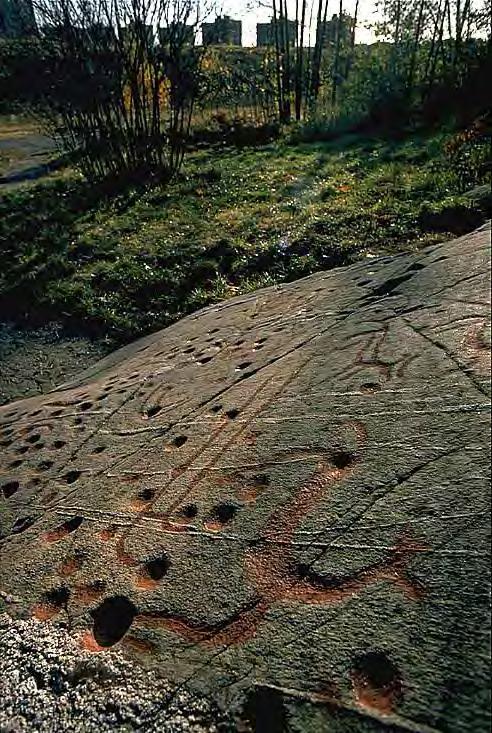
[4,0,203,186]
[443,117,491,192]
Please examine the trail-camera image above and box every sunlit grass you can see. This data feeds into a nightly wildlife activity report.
[0,130,487,342]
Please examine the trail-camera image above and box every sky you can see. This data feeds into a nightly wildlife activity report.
[214,0,381,45]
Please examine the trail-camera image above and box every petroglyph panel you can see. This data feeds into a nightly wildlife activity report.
[1,224,490,732]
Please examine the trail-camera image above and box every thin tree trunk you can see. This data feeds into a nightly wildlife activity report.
[331,0,343,105]
[391,0,402,79]
[295,0,307,120]
[407,0,426,95]
[272,0,284,121]
[424,0,448,94]
[344,0,358,79]
[310,0,329,109]
[281,0,292,122]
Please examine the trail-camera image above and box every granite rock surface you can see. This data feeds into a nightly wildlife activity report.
[1,224,490,732]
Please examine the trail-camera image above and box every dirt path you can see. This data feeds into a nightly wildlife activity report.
[0,322,110,405]
[0,118,59,187]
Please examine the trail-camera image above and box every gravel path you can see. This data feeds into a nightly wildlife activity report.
[0,614,232,732]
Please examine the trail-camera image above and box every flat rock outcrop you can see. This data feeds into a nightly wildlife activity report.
[0,224,490,732]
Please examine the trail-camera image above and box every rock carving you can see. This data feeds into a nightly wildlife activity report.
[0,224,490,731]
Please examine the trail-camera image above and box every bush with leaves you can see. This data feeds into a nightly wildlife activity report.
[444,116,491,191]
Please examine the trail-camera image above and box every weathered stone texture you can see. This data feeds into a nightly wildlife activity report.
[0,224,490,731]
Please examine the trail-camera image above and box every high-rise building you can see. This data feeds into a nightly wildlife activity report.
[316,13,353,47]
[201,16,241,46]
[120,22,154,46]
[158,22,195,46]
[257,19,297,48]
[0,0,36,37]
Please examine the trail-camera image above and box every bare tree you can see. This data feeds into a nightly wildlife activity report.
[343,0,359,79]
[331,0,343,104]
[375,0,488,105]
[309,0,330,108]
[406,0,426,94]
[294,0,307,118]
[32,0,209,185]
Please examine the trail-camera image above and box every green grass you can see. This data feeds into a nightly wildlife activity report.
[0,130,488,343]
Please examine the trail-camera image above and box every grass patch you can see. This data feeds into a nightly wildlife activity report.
[0,130,488,343]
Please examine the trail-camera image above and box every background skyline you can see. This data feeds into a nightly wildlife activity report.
[213,0,380,45]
